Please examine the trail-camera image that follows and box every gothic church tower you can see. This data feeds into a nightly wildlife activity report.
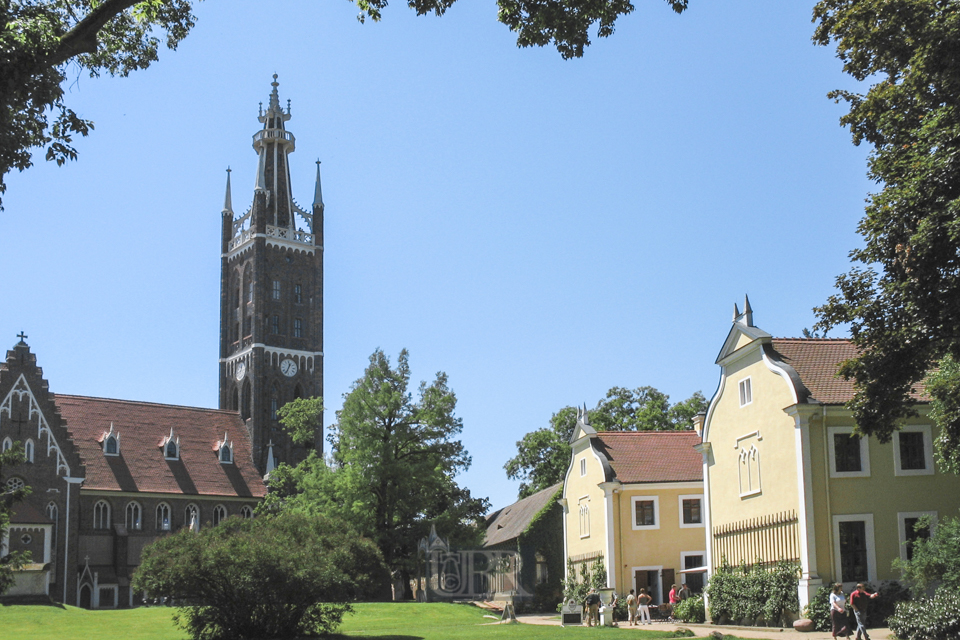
[219,76,323,474]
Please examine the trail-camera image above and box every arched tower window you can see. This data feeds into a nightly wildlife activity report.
[24,439,33,463]
[93,500,111,530]
[241,379,252,421]
[231,387,239,412]
[270,384,280,420]
[125,501,142,531]
[294,384,303,400]
[2,437,12,452]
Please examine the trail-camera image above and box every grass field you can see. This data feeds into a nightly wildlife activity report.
[0,601,738,640]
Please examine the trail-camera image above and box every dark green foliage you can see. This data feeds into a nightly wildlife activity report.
[674,595,706,623]
[812,1,960,455]
[264,349,487,585]
[804,585,832,632]
[277,396,324,447]
[560,557,592,610]
[930,357,960,474]
[871,581,911,627]
[515,486,563,612]
[888,588,960,640]
[0,442,30,596]
[132,511,389,640]
[506,387,707,498]
[894,514,960,592]
[706,561,800,626]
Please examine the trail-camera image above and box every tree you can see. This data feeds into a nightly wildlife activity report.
[2,0,687,206]
[0,442,30,596]
[263,349,488,595]
[276,396,324,447]
[893,514,960,593]
[812,2,960,457]
[132,511,388,640]
[505,386,707,498]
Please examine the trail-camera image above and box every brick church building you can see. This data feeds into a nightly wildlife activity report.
[0,77,322,608]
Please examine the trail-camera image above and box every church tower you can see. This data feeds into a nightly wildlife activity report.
[219,75,323,474]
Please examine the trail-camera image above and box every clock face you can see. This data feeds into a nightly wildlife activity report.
[235,362,246,380]
[280,358,298,377]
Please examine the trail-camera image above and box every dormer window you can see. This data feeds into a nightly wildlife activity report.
[101,423,120,456]
[216,433,233,464]
[161,428,180,460]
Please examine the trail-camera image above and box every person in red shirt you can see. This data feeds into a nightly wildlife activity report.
[849,583,879,640]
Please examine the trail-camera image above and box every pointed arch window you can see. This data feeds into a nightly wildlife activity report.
[185,504,200,531]
[125,501,142,531]
[240,505,254,519]
[270,385,280,420]
[738,444,762,497]
[24,439,33,463]
[156,503,171,531]
[217,433,233,464]
[2,437,12,452]
[213,505,227,526]
[93,500,111,530]
[162,429,180,460]
[46,502,59,551]
[102,423,120,456]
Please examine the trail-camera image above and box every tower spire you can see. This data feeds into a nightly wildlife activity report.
[223,167,233,214]
[313,160,324,211]
[252,74,296,227]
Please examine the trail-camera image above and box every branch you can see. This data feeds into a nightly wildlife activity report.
[50,0,142,66]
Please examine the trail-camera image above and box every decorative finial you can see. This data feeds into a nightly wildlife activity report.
[313,159,324,209]
[733,303,740,323]
[16,331,27,344]
[258,101,263,117]
[268,75,281,111]
[742,294,754,327]
[287,98,291,115]
[223,167,233,213]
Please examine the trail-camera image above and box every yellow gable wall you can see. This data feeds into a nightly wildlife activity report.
[706,346,801,531]
[564,437,610,562]
[807,409,960,584]
[614,484,707,598]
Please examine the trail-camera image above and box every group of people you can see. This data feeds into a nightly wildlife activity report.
[830,582,880,640]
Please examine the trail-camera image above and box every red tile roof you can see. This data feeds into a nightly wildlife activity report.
[53,395,266,498]
[594,431,702,484]
[770,338,930,404]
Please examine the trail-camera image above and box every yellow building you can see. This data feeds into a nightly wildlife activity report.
[561,409,706,604]
[700,298,960,609]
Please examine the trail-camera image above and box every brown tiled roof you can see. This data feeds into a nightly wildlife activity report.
[483,483,561,548]
[53,395,266,498]
[10,501,53,525]
[594,431,702,484]
[770,338,930,404]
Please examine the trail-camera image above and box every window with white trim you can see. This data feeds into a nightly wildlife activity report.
[833,514,876,585]
[631,495,660,530]
[893,426,934,476]
[213,504,227,526]
[898,511,936,562]
[93,500,111,530]
[579,458,587,477]
[46,502,58,553]
[185,504,200,531]
[738,378,752,407]
[239,505,254,519]
[828,426,871,478]
[738,444,761,497]
[125,501,142,531]
[24,439,33,463]
[156,503,171,531]
[679,495,704,528]
[578,498,591,538]
[6,477,25,492]
[1,437,11,452]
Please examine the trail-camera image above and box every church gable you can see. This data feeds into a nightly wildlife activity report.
[0,341,84,480]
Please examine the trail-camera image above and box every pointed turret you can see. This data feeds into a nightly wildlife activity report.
[742,294,754,327]
[223,168,233,215]
[732,303,740,323]
[252,74,297,229]
[313,160,324,211]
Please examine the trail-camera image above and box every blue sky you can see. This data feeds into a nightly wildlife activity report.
[1,1,870,511]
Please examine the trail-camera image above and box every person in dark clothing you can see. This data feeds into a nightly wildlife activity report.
[584,589,601,627]
[850,583,879,640]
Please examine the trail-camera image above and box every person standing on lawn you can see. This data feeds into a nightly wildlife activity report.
[850,583,880,640]
[626,589,637,626]
[637,588,652,624]
[584,588,601,627]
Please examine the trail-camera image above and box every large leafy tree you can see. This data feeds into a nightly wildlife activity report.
[263,349,488,594]
[133,511,388,640]
[1,0,687,206]
[0,442,29,596]
[812,1,960,463]
[505,386,706,498]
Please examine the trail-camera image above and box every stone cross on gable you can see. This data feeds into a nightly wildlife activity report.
[16,331,27,343]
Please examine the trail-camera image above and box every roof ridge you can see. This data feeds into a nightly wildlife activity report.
[773,337,852,343]
[53,393,233,415]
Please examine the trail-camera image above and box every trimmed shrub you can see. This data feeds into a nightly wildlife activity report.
[674,595,706,623]
[804,585,832,632]
[888,587,960,640]
[706,560,799,626]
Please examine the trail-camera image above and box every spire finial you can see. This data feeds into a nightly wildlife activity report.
[313,159,324,209]
[287,98,291,115]
[742,294,754,327]
[269,74,280,111]
[223,167,233,213]
[733,303,740,323]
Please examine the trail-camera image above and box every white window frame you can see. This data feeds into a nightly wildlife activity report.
[213,504,227,526]
[24,438,34,463]
[893,425,934,476]
[897,510,938,563]
[832,513,877,588]
[678,494,705,528]
[631,495,660,531]
[185,503,200,531]
[156,503,171,531]
[679,551,707,588]
[578,496,591,539]
[738,377,753,407]
[239,505,254,519]
[579,458,587,477]
[125,501,142,531]
[738,444,762,498]
[93,500,111,530]
[827,426,871,478]
[1,437,11,452]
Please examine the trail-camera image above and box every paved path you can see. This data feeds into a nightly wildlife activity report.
[513,614,896,640]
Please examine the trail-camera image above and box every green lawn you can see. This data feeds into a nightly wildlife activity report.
[0,601,747,640]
